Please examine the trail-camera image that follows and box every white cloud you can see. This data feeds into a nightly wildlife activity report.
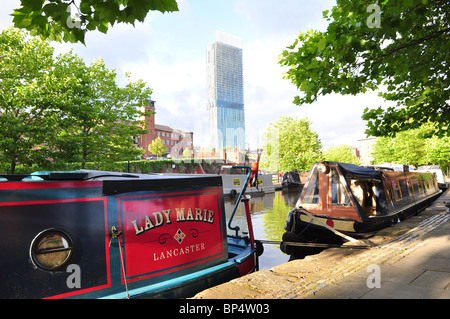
[234,0,333,35]
[291,91,388,150]
[242,35,389,151]
[242,37,300,148]
[0,1,18,31]
[123,55,208,131]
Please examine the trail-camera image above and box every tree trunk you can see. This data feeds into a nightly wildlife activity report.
[10,158,16,175]
[81,150,87,169]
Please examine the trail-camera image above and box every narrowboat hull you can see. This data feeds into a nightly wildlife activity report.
[0,171,258,299]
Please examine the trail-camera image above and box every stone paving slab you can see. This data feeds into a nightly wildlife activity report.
[411,270,450,289]
[361,281,450,299]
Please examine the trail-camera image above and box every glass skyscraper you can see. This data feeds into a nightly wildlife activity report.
[207,31,245,151]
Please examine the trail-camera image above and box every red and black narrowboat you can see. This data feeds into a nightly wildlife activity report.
[282,161,442,258]
[0,168,259,299]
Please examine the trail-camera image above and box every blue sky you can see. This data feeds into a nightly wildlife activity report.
[1,0,387,150]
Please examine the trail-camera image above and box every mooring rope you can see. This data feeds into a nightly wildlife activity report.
[257,239,371,249]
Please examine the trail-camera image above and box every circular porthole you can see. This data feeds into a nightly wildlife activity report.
[30,229,73,271]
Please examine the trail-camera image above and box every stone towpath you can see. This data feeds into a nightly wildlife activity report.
[193,189,450,299]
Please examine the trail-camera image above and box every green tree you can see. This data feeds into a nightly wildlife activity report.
[322,145,360,165]
[182,147,192,160]
[148,136,167,157]
[279,1,450,138]
[371,136,396,165]
[12,0,179,44]
[425,135,450,173]
[52,54,152,169]
[260,116,321,173]
[0,28,61,173]
[371,123,449,169]
[0,28,152,173]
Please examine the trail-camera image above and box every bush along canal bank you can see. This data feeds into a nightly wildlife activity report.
[193,188,450,299]
[0,159,223,175]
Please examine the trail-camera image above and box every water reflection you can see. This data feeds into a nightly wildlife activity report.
[224,190,302,270]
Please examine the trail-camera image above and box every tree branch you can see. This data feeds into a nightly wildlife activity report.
[376,27,450,61]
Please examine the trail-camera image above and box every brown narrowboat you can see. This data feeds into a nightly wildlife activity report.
[282,161,442,258]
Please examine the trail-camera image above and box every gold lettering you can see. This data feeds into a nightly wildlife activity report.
[207,210,214,223]
[162,209,172,224]
[153,211,164,227]
[195,208,203,221]
[186,208,194,221]
[176,208,185,221]
[145,215,154,230]
[152,242,207,262]
[131,220,144,235]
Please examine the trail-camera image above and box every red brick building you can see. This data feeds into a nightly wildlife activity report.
[138,100,194,158]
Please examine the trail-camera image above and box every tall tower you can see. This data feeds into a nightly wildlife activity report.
[139,98,157,157]
[207,31,245,151]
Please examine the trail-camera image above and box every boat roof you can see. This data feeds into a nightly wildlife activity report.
[0,170,223,195]
[2,170,217,181]
[323,162,382,180]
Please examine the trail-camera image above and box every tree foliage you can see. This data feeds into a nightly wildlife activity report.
[148,136,167,157]
[279,0,450,138]
[260,116,322,172]
[11,0,179,44]
[0,28,152,173]
[51,54,152,169]
[371,123,450,170]
[0,27,60,173]
[182,147,192,159]
[322,144,360,165]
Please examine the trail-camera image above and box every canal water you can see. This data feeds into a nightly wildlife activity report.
[224,190,303,270]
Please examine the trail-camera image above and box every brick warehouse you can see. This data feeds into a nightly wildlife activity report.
[137,99,194,158]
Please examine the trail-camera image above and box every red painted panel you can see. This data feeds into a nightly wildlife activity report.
[117,189,226,281]
[237,256,256,276]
